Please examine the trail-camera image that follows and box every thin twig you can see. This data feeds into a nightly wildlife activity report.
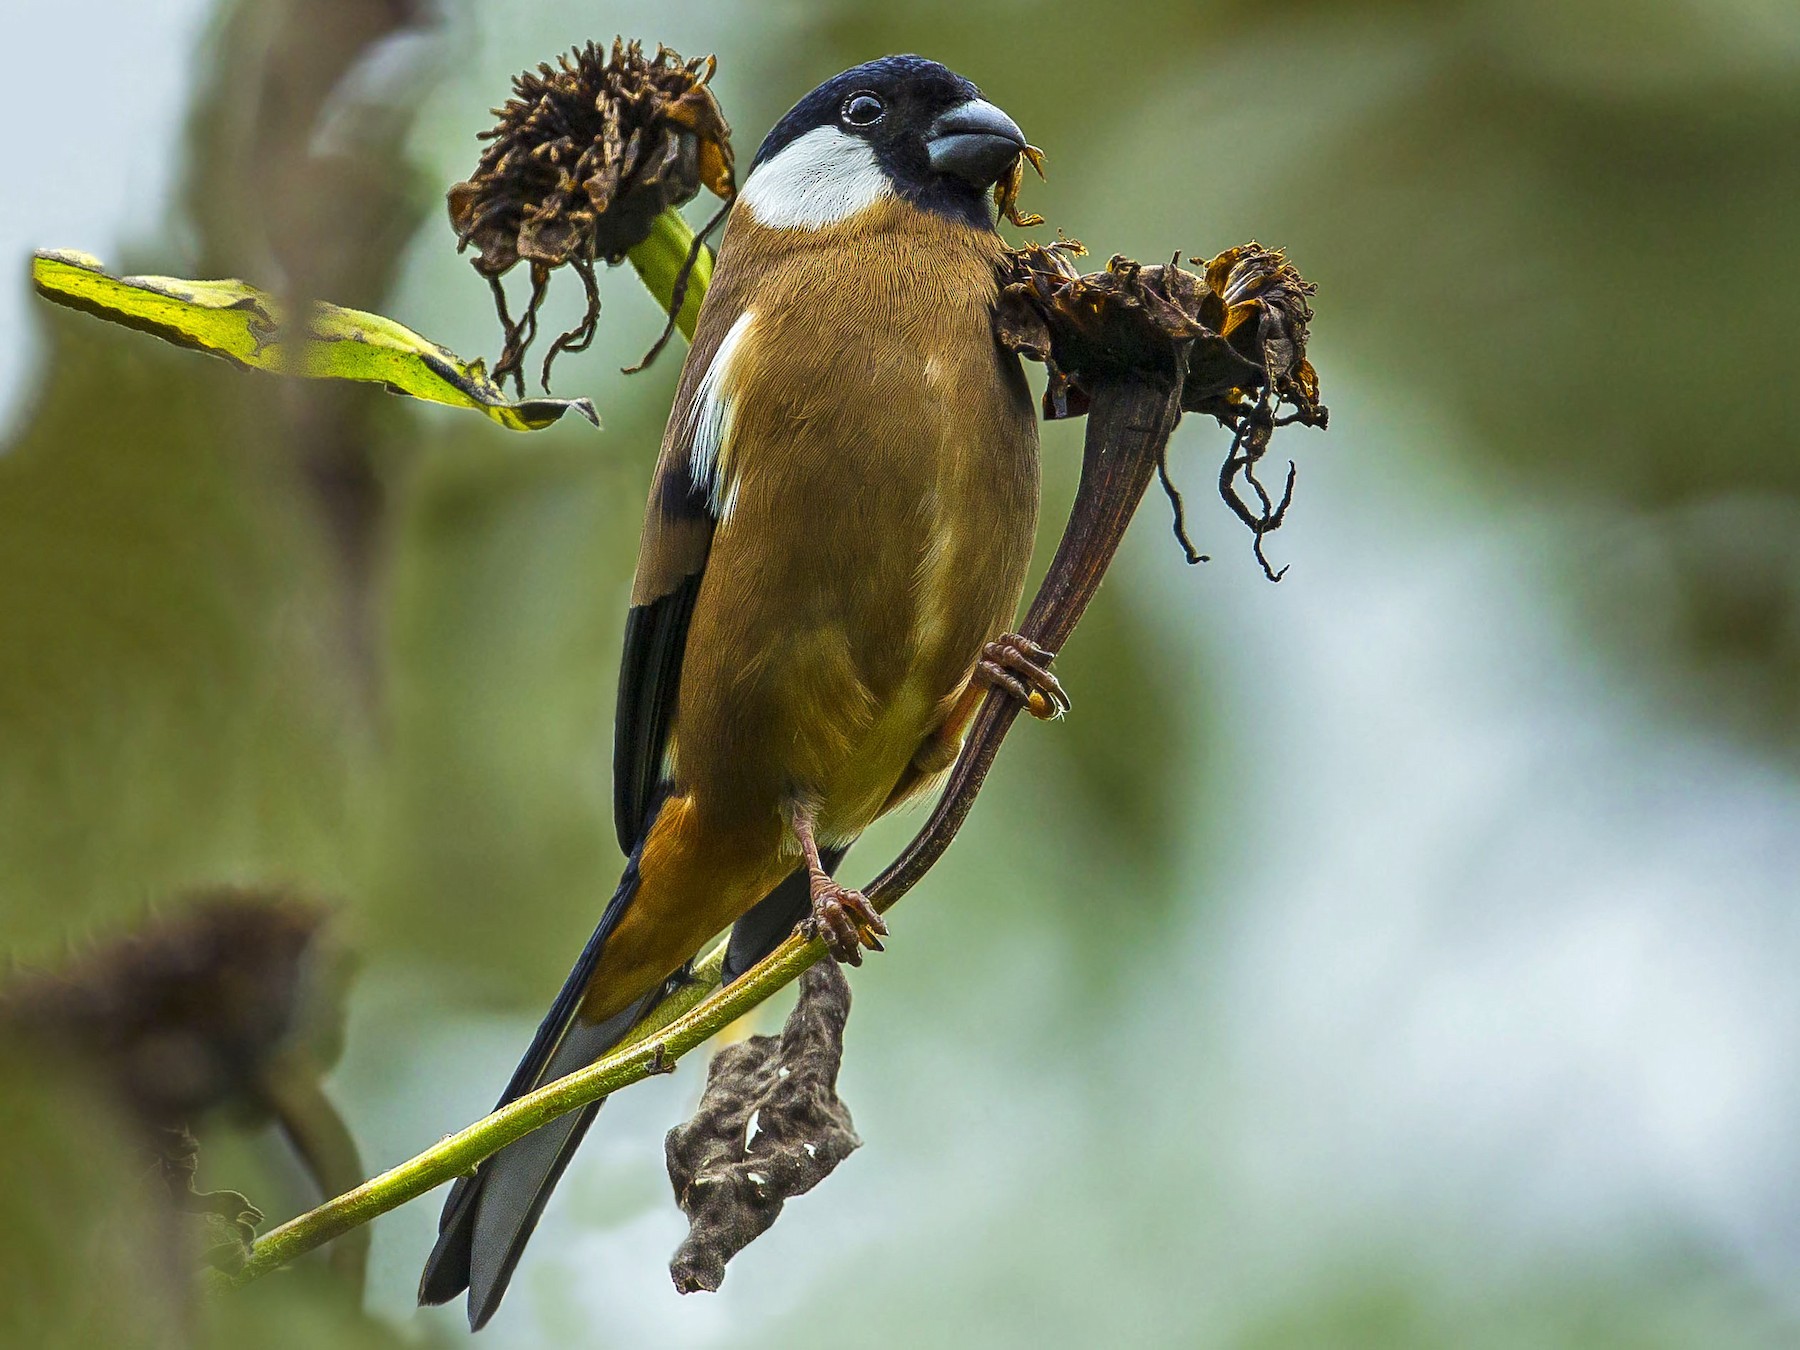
[624,196,732,375]
[539,255,601,391]
[493,265,549,395]
[1215,394,1293,581]
[1156,448,1208,564]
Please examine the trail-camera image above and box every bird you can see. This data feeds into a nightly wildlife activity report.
[419,54,1069,1328]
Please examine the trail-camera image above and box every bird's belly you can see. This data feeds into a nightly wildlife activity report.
[673,213,1038,845]
[811,683,942,841]
[773,505,1021,842]
[683,458,1030,847]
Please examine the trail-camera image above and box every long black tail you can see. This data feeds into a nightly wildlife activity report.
[417,848,656,1327]
[417,844,845,1330]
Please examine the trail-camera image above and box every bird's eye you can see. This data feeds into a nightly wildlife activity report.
[841,92,884,127]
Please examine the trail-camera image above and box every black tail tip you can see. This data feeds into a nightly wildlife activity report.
[468,1290,505,1333]
[417,1264,497,1333]
[418,1223,474,1309]
[418,1266,470,1310]
[416,1265,500,1334]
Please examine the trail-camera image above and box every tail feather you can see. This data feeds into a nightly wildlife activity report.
[419,836,853,1328]
[459,1003,646,1328]
[419,850,654,1324]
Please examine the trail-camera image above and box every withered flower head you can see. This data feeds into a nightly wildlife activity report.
[448,39,736,392]
[996,240,1326,580]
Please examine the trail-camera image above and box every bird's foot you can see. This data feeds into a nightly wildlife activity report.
[978,633,1070,720]
[800,876,887,966]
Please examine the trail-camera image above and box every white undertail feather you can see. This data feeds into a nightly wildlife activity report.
[737,126,893,230]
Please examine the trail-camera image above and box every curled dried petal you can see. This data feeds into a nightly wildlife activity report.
[994,144,1047,228]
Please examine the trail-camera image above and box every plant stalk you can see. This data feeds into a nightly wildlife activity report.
[626,208,713,342]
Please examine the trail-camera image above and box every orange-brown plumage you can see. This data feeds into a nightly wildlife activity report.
[585,195,1038,1019]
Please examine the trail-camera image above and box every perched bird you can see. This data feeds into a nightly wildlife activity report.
[420,54,1068,1328]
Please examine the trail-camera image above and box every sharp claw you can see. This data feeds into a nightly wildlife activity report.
[979,634,1069,721]
[799,879,887,964]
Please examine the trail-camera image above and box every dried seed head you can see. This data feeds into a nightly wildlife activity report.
[447,39,736,392]
[995,240,1326,580]
[0,889,336,1127]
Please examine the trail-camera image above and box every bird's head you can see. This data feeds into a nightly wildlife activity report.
[739,55,1028,232]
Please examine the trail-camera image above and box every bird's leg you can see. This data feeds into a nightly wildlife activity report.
[791,805,887,965]
[976,633,1070,720]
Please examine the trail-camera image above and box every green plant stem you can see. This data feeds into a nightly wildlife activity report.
[626,208,714,342]
[258,1058,371,1293]
[229,932,809,1286]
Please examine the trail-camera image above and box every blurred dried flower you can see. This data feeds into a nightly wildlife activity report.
[448,39,736,392]
[0,890,347,1280]
[0,888,331,1126]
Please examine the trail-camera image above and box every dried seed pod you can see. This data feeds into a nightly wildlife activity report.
[664,960,861,1294]
[447,39,736,392]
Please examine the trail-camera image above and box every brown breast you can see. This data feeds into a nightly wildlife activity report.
[673,198,1040,839]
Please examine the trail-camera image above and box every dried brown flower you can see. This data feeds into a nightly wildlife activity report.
[448,39,736,392]
[996,241,1326,579]
[0,891,342,1277]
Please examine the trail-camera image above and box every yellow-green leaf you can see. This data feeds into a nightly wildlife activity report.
[29,250,597,432]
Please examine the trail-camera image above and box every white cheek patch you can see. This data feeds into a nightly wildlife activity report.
[684,310,755,518]
[738,125,892,230]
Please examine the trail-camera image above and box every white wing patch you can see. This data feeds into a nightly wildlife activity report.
[738,126,892,230]
[683,310,755,518]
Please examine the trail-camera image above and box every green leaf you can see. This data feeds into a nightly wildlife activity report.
[29,250,597,432]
